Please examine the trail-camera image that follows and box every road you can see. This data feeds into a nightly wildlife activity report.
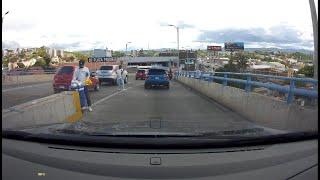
[2,81,54,109]
[3,75,274,135]
[80,77,264,135]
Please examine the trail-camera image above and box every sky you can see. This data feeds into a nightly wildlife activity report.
[2,0,318,51]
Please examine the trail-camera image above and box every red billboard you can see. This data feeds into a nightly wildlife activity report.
[207,46,222,51]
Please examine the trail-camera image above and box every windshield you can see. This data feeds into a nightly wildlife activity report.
[57,66,73,74]
[2,0,318,147]
[100,66,113,70]
[148,69,166,75]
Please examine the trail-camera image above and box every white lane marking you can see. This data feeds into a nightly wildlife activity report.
[92,87,132,107]
[2,82,51,92]
[92,82,142,107]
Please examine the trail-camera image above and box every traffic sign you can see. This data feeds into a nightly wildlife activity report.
[88,57,113,63]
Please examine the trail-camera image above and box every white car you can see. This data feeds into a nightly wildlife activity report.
[96,65,128,85]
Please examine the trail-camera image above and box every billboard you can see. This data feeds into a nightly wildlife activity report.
[88,57,113,63]
[224,42,244,51]
[207,46,222,51]
[178,50,197,59]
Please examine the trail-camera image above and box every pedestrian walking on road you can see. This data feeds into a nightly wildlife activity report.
[74,60,93,112]
[116,65,125,90]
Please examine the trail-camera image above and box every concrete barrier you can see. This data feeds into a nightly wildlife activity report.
[177,76,318,132]
[2,74,54,85]
[2,91,82,129]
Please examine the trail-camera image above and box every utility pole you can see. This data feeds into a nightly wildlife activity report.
[168,25,180,70]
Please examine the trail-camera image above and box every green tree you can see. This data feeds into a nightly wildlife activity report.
[231,52,249,72]
[18,51,26,59]
[36,46,48,57]
[297,65,314,78]
[8,55,19,63]
[34,59,47,67]
[44,54,51,67]
[262,56,273,62]
[17,62,25,68]
[112,51,126,57]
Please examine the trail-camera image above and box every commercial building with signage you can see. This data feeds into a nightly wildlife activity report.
[179,50,197,71]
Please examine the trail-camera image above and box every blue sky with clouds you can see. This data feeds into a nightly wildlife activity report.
[2,0,318,51]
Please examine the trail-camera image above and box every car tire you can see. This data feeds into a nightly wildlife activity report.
[166,85,170,89]
[144,84,151,89]
[94,84,100,91]
[136,77,138,80]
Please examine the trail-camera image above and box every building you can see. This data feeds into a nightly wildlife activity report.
[50,56,61,64]
[93,48,112,58]
[57,49,64,57]
[21,58,37,67]
[179,50,197,71]
[46,48,57,57]
[123,56,178,69]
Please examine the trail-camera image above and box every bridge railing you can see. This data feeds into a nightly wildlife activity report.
[175,71,318,104]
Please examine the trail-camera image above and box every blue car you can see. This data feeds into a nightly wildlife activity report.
[144,68,170,89]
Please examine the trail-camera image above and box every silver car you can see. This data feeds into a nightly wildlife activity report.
[96,65,128,85]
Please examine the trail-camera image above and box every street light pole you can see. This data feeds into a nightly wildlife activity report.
[125,42,131,66]
[125,42,131,56]
[309,0,318,80]
[168,24,180,70]
[2,11,9,60]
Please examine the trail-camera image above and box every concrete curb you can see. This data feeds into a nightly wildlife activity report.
[177,76,318,132]
[2,91,83,130]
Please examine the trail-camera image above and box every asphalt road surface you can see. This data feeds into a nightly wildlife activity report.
[80,77,265,135]
[3,75,281,135]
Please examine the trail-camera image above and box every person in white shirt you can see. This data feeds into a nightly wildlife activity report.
[116,65,125,90]
[74,60,93,111]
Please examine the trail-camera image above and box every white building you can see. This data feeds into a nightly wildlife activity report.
[57,49,64,57]
[21,58,37,67]
[46,48,58,57]
[93,48,112,57]
[287,58,298,64]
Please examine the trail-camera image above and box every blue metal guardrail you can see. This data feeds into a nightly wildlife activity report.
[175,71,318,104]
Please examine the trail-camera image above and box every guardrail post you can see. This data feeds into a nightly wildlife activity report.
[245,75,252,92]
[287,79,295,104]
[223,73,228,86]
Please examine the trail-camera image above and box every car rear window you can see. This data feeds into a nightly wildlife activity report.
[57,66,74,74]
[100,66,113,70]
[148,69,166,75]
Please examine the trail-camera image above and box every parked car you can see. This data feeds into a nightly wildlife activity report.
[135,69,148,80]
[96,65,128,85]
[53,65,100,93]
[144,68,170,89]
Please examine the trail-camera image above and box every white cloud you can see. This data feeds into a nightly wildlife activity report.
[2,0,317,50]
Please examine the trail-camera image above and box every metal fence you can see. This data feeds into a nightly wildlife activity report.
[3,69,57,76]
[176,71,318,104]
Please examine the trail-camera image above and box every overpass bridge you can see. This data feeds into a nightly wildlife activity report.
[2,71,318,134]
